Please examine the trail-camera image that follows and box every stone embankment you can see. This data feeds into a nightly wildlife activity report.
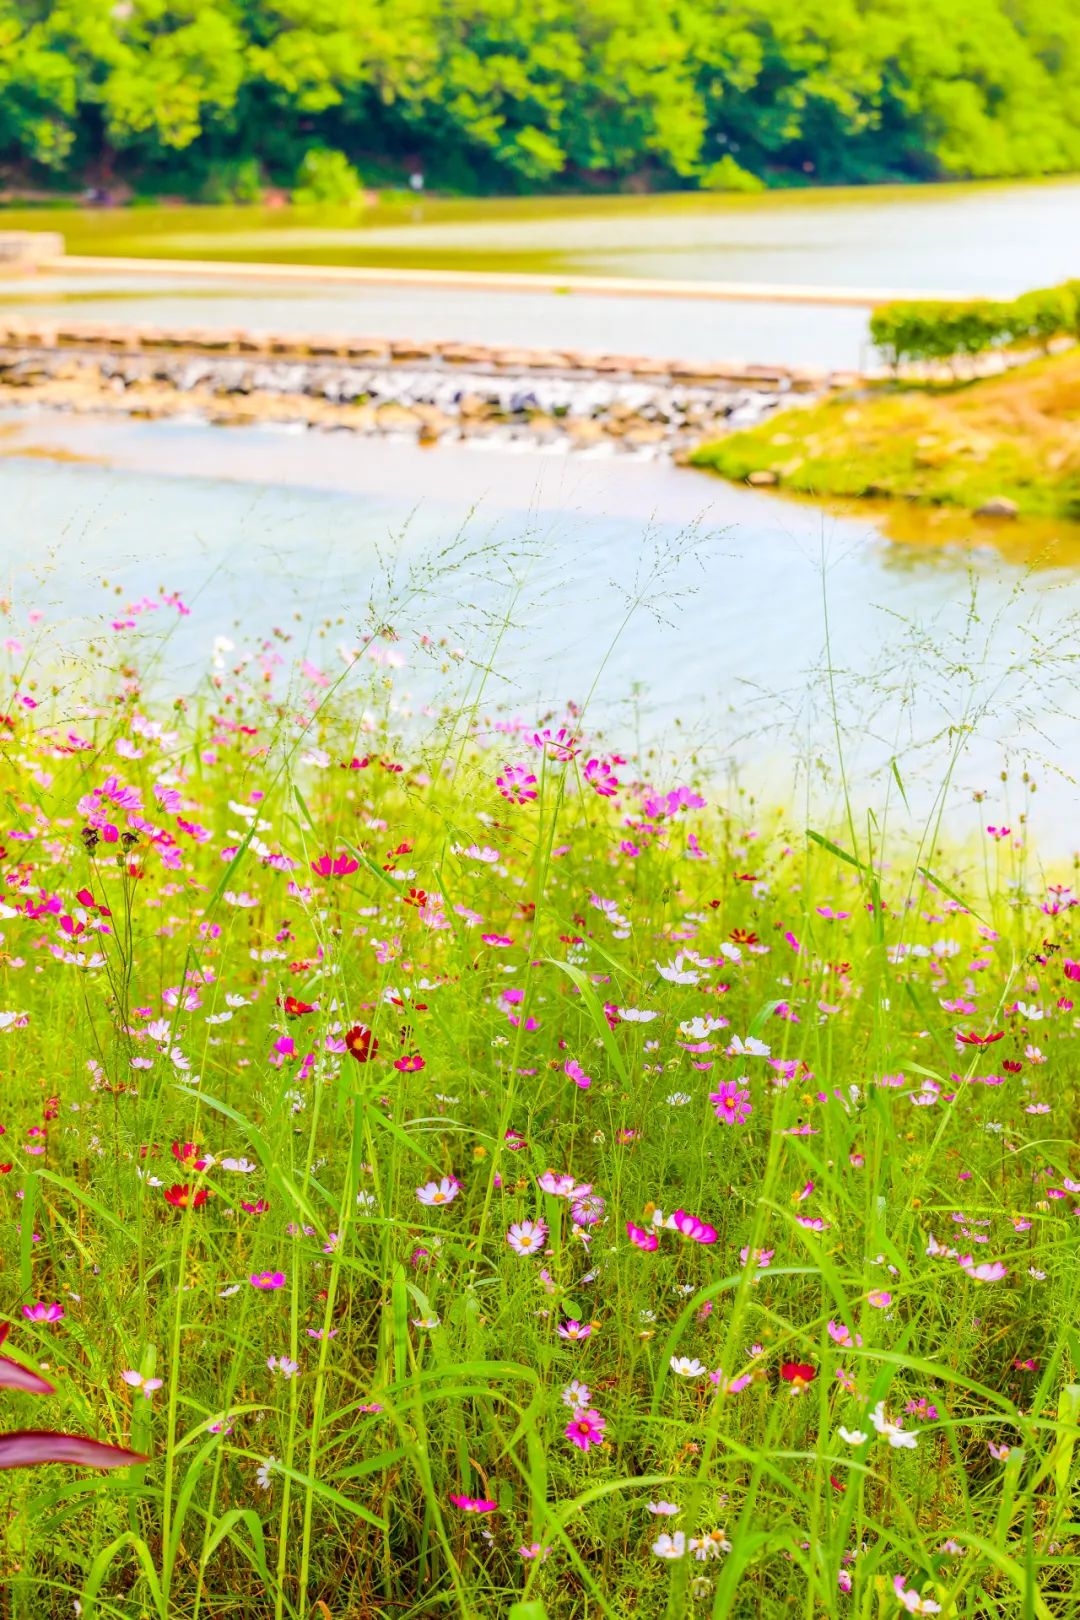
[0,318,852,456]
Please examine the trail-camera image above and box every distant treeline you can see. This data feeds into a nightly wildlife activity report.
[0,0,1078,198]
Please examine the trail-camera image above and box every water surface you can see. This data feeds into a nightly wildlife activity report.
[6,408,1080,852]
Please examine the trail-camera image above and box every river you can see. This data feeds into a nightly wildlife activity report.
[3,178,1080,850]
[2,178,1077,370]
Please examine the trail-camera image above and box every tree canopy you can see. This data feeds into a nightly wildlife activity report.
[0,0,1077,194]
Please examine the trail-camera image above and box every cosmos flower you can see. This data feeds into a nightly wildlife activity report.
[22,1302,64,1323]
[564,1408,606,1451]
[250,1271,286,1291]
[869,1402,918,1448]
[416,1177,460,1207]
[344,1025,379,1063]
[652,1531,686,1559]
[448,1494,497,1512]
[506,1219,547,1256]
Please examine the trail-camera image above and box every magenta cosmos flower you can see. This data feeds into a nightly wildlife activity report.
[22,1302,64,1323]
[627,1221,659,1251]
[709,1081,752,1125]
[671,1209,718,1245]
[496,764,538,804]
[448,1493,497,1512]
[249,1270,286,1291]
[564,1408,606,1451]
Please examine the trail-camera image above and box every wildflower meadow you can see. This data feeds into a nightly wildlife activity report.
[1,584,1078,1620]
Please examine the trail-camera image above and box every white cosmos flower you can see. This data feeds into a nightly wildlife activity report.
[838,1426,869,1445]
[670,1356,706,1377]
[618,1007,659,1023]
[869,1402,918,1448]
[416,1177,460,1207]
[726,1035,771,1057]
[652,1531,686,1560]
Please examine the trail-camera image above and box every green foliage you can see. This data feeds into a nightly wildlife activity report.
[870,283,1080,366]
[292,145,363,204]
[0,0,1077,192]
[199,157,263,205]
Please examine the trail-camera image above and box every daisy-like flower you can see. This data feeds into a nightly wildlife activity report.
[709,1081,752,1125]
[537,1171,589,1199]
[869,1402,918,1449]
[412,1314,440,1330]
[691,1529,731,1560]
[518,1542,550,1560]
[837,1426,868,1445]
[893,1575,942,1614]
[562,1379,591,1410]
[564,1407,606,1451]
[344,1024,379,1063]
[506,1219,547,1256]
[22,1301,64,1323]
[121,1370,164,1395]
[652,1531,687,1559]
[267,1355,300,1378]
[958,1254,1007,1281]
[647,1501,681,1516]
[670,1356,706,1377]
[416,1177,460,1207]
[250,1270,286,1291]
[627,1221,659,1251]
[448,1493,497,1512]
[255,1456,278,1491]
[496,764,538,804]
[671,1209,718,1245]
[557,1319,593,1342]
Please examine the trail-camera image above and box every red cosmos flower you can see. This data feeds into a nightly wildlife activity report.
[393,1053,424,1072]
[956,1030,1005,1046]
[310,853,359,878]
[402,887,428,908]
[345,1025,379,1063]
[1002,1060,1023,1073]
[280,996,316,1018]
[1063,960,1080,982]
[341,756,370,770]
[779,1362,817,1390]
[163,1184,208,1209]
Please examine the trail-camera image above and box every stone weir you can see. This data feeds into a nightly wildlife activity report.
[0,318,854,456]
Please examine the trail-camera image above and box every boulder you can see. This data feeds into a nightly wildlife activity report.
[974,496,1019,519]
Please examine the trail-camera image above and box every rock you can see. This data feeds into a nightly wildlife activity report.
[746,469,779,487]
[974,496,1019,518]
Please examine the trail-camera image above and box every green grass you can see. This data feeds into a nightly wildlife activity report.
[691,349,1080,521]
[1,592,1079,1620]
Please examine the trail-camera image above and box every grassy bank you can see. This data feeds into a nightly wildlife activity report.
[1,592,1079,1619]
[691,349,1080,520]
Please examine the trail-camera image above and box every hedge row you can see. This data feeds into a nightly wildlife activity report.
[870,282,1080,366]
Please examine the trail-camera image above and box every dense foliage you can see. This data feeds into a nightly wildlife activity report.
[871,284,1080,369]
[0,0,1078,195]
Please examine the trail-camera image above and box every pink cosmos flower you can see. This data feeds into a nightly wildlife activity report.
[448,1493,496,1512]
[709,1081,752,1125]
[627,1221,659,1251]
[496,764,538,804]
[868,1290,892,1308]
[827,1321,862,1348]
[564,1408,606,1451]
[584,758,620,797]
[250,1270,286,1291]
[22,1302,64,1323]
[310,853,360,878]
[564,1058,592,1090]
[959,1255,1007,1282]
[506,1219,547,1256]
[893,1575,942,1614]
[671,1209,717,1245]
[557,1319,593,1342]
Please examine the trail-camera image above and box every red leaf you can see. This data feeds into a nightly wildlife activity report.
[0,1357,55,1395]
[0,1431,146,1470]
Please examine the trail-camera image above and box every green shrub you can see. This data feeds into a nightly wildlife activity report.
[200,158,264,205]
[697,156,765,193]
[292,148,363,206]
[870,283,1079,367]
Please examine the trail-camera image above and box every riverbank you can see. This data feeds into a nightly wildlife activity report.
[690,349,1080,520]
